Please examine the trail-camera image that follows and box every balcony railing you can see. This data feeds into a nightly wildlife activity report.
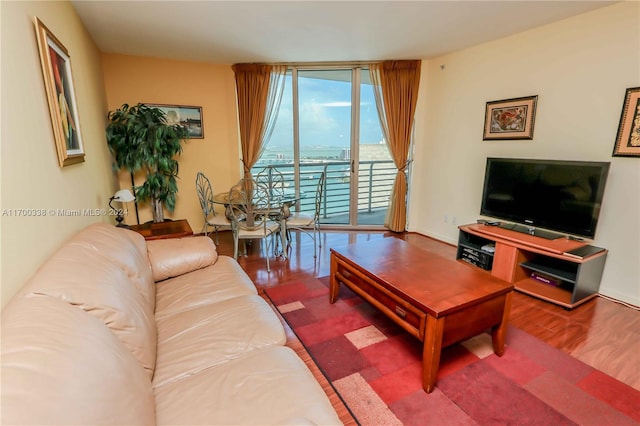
[252,161,396,224]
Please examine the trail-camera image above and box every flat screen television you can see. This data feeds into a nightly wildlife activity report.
[480,158,610,239]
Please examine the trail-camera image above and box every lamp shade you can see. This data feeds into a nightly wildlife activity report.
[112,189,135,202]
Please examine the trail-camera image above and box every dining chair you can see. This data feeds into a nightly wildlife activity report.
[195,172,231,244]
[285,172,325,258]
[255,167,289,244]
[227,178,281,272]
[255,166,286,200]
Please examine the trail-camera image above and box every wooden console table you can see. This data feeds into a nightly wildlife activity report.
[329,238,513,393]
[128,219,193,240]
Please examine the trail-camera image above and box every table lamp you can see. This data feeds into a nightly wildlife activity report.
[109,189,135,227]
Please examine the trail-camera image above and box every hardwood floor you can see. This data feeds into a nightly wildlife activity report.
[211,229,640,413]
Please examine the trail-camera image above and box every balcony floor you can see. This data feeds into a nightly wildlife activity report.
[320,209,387,226]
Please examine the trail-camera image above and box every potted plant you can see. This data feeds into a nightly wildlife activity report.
[106,103,188,223]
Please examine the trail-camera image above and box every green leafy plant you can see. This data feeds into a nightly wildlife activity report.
[106,103,188,223]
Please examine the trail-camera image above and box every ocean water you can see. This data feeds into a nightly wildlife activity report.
[258,146,349,164]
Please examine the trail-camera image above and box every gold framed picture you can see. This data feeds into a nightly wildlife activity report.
[34,17,85,167]
[612,87,640,157]
[483,95,538,140]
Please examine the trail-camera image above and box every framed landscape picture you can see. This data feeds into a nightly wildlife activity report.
[483,95,538,140]
[612,87,640,157]
[147,104,204,139]
[34,17,85,167]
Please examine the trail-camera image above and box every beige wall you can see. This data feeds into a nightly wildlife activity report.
[410,2,640,305]
[3,1,637,308]
[1,1,113,307]
[101,54,241,231]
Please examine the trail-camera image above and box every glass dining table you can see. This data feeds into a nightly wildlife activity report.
[212,189,303,260]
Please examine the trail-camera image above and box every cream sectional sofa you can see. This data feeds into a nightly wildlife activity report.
[1,223,341,425]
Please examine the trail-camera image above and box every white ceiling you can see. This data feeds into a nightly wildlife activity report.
[72,1,616,64]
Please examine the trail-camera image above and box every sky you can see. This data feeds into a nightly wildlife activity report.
[267,71,384,150]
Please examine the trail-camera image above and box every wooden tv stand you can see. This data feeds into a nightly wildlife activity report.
[457,224,607,309]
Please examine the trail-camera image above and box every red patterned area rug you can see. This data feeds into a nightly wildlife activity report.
[265,277,640,426]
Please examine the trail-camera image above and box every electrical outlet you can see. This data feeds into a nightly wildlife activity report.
[452,216,457,225]
[444,215,448,223]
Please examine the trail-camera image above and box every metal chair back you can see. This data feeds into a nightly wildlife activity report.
[255,167,286,200]
[195,172,215,222]
[313,172,326,222]
[227,178,272,231]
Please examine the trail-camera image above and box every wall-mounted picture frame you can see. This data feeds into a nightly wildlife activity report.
[146,104,204,139]
[612,87,640,157]
[483,95,538,140]
[34,17,85,167]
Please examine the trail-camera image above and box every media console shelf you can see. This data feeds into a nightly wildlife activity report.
[457,224,607,309]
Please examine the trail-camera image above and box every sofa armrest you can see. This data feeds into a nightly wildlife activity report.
[147,237,218,282]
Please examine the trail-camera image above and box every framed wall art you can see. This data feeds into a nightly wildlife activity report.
[147,104,204,139]
[612,87,640,157]
[483,95,538,140]
[34,17,85,167]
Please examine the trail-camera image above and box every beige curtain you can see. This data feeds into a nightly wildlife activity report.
[369,60,421,232]
[232,64,287,179]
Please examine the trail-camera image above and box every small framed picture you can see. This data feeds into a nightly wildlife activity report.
[483,95,538,140]
[34,17,85,167]
[146,104,204,139]
[612,87,640,157]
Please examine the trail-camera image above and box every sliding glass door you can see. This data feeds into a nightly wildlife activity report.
[297,69,353,224]
[254,66,395,227]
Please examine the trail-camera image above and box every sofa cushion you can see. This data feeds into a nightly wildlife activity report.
[155,256,257,319]
[153,346,342,425]
[69,223,156,310]
[153,295,286,387]
[147,236,218,282]
[1,295,155,425]
[19,234,157,378]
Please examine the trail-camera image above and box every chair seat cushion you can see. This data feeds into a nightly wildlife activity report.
[207,215,231,226]
[237,220,280,237]
[286,214,314,227]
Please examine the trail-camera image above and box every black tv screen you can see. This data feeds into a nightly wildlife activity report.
[480,158,610,239]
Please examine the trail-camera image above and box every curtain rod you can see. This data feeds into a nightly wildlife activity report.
[234,60,421,68]
[269,60,380,67]
[230,61,378,69]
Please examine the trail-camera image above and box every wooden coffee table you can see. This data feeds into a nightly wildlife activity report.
[329,238,513,393]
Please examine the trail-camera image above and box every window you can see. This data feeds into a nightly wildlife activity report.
[254,66,395,226]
